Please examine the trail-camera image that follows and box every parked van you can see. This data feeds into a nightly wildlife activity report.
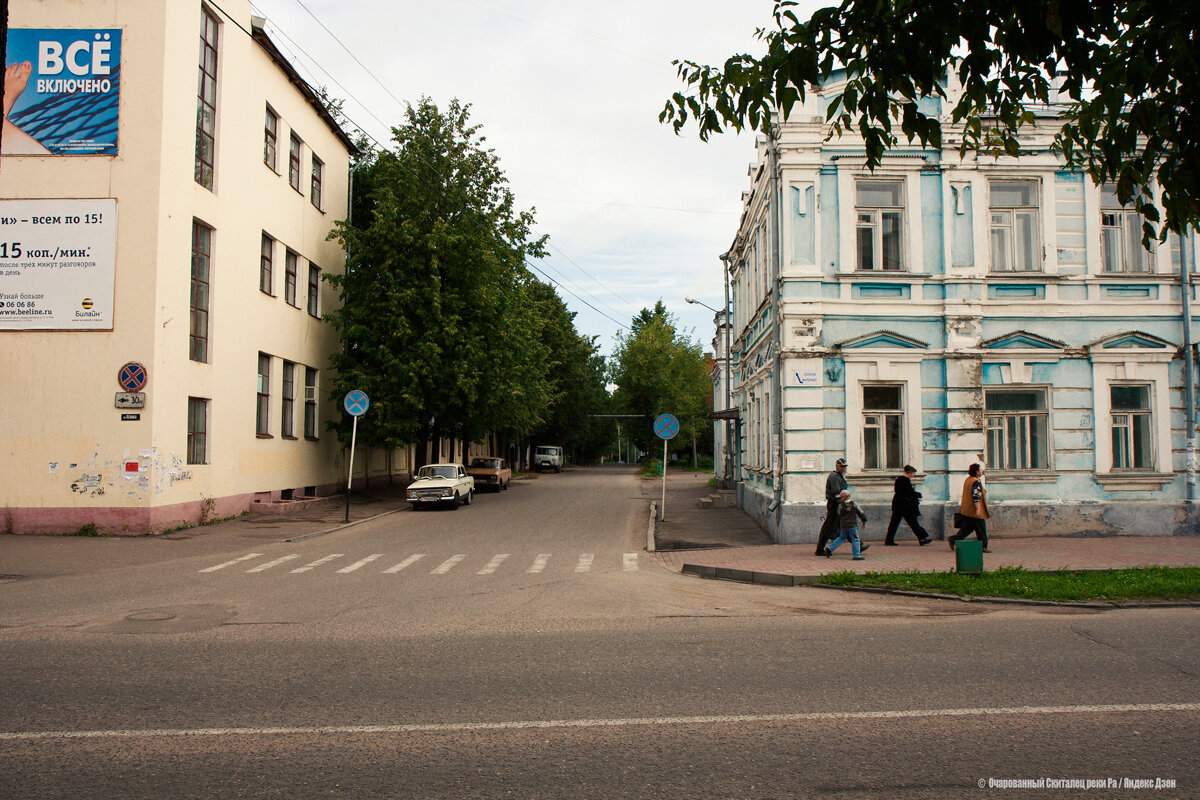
[533,445,564,473]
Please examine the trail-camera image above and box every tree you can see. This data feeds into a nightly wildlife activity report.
[526,281,612,464]
[661,0,1199,240]
[609,302,712,458]
[326,98,549,459]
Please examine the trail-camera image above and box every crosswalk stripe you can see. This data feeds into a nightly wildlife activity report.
[431,554,467,574]
[478,554,510,575]
[623,553,639,572]
[527,553,552,573]
[247,554,300,573]
[291,554,344,573]
[575,554,594,573]
[337,554,383,574]
[199,553,263,573]
[383,554,426,574]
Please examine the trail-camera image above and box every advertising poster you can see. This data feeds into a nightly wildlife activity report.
[0,199,118,330]
[3,29,122,156]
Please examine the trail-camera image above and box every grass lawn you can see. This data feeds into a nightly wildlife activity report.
[818,566,1200,604]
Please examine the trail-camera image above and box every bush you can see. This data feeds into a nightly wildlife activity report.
[641,458,661,478]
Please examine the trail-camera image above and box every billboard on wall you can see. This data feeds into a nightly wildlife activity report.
[0,199,118,330]
[3,29,122,156]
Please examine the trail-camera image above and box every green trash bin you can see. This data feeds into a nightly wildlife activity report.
[954,539,984,574]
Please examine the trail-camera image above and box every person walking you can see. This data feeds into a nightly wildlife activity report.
[949,462,990,552]
[815,458,848,556]
[885,465,931,546]
[824,489,870,560]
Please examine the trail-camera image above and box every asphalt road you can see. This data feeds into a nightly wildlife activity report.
[1,467,1197,799]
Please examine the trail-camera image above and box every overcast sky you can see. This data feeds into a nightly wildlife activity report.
[248,0,822,356]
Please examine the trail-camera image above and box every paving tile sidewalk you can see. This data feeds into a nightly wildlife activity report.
[648,471,1200,580]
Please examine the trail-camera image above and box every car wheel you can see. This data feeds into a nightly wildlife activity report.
[555,465,561,473]
[501,480,508,491]
[464,489,473,506]
[450,492,460,510]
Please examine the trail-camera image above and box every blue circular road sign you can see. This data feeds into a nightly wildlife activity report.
[118,362,147,392]
[344,389,370,417]
[653,413,679,440]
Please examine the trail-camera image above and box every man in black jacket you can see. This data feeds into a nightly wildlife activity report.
[815,458,848,556]
[885,465,931,546]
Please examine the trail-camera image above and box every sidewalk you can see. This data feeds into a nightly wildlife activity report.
[647,470,1200,585]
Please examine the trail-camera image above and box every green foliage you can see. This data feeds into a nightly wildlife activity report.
[68,522,105,537]
[640,458,662,478]
[525,281,613,461]
[661,0,1199,241]
[819,566,1200,603]
[326,98,552,450]
[609,301,713,452]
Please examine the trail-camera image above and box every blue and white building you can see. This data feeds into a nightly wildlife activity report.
[719,71,1200,541]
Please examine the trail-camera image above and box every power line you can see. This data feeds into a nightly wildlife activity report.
[244,1,630,332]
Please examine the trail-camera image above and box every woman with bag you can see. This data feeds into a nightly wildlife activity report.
[949,463,990,552]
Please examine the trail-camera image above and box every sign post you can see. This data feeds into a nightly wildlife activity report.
[653,413,679,521]
[343,390,370,523]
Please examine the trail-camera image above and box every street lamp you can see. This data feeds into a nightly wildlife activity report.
[686,282,734,489]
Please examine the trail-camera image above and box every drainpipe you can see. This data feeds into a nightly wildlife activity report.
[1182,228,1196,501]
[767,122,785,520]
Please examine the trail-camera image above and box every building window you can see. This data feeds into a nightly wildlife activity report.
[195,7,219,189]
[862,384,903,470]
[307,264,321,317]
[264,106,278,171]
[289,133,302,191]
[985,389,1049,470]
[187,397,209,465]
[855,180,904,271]
[256,353,271,436]
[990,180,1040,271]
[1100,184,1150,273]
[281,361,296,438]
[259,233,274,295]
[304,367,318,438]
[190,221,212,363]
[284,250,298,306]
[311,155,324,209]
[1111,384,1152,470]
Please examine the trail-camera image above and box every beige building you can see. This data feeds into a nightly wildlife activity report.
[1,0,355,534]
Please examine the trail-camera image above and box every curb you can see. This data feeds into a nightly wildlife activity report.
[678,563,1200,608]
[647,501,657,553]
[284,506,409,542]
[680,563,817,587]
[807,583,1200,609]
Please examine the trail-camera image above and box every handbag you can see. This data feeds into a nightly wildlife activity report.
[952,512,966,529]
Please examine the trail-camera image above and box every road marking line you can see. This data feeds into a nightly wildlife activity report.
[337,554,383,574]
[478,554,510,575]
[575,554,594,573]
[199,553,264,573]
[384,554,425,574]
[431,554,466,574]
[291,554,344,573]
[4,703,1196,741]
[246,554,300,573]
[527,554,551,573]
[623,553,639,572]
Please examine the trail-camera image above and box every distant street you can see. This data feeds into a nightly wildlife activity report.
[1,466,1196,798]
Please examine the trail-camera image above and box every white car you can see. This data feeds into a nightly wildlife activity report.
[533,445,563,473]
[406,463,475,510]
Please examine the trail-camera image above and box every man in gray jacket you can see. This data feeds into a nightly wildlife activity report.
[815,458,848,556]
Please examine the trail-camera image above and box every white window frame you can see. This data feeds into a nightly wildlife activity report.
[1109,383,1154,471]
[990,179,1041,272]
[861,383,905,471]
[1100,184,1150,273]
[855,179,905,271]
[984,387,1050,471]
